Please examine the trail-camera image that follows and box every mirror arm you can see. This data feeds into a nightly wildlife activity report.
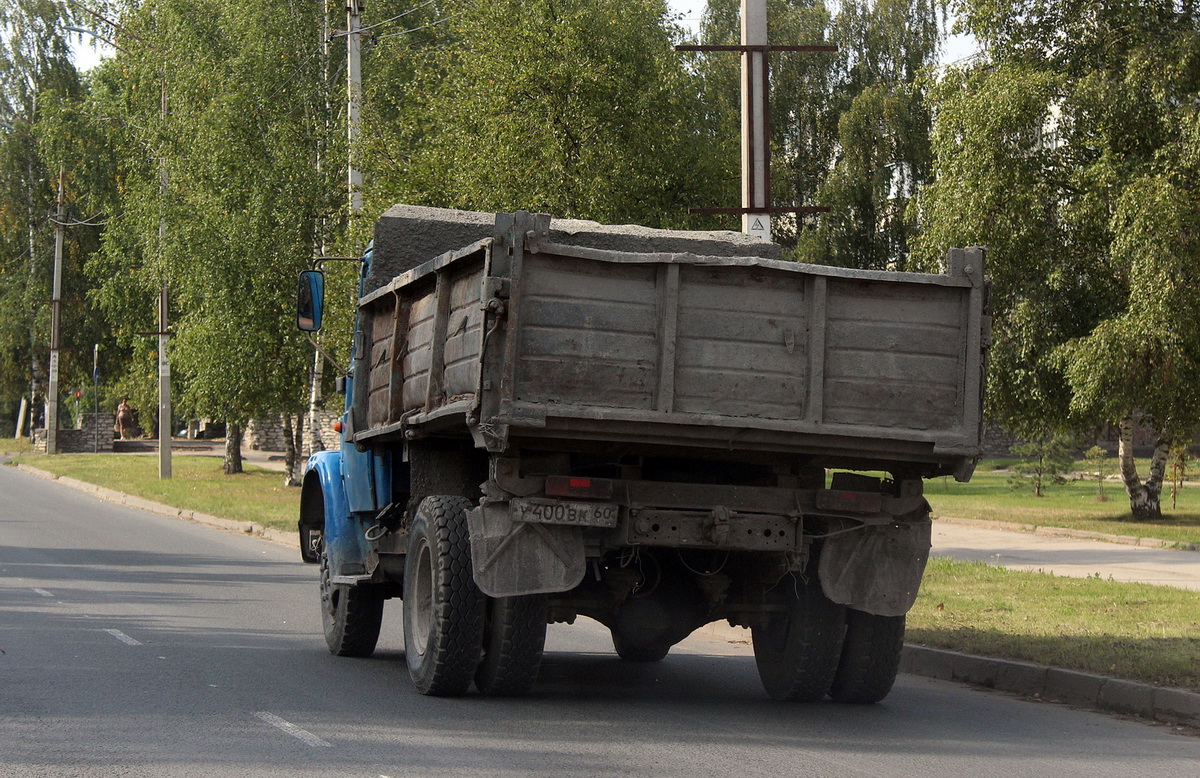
[305,333,349,376]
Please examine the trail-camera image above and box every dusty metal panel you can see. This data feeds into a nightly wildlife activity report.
[672,264,808,419]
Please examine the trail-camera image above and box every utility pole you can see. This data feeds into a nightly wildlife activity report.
[346,0,364,214]
[46,167,65,455]
[159,81,172,479]
[741,0,769,241]
[307,2,335,458]
[676,0,835,237]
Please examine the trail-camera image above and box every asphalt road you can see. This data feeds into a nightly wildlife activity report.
[3,464,1198,778]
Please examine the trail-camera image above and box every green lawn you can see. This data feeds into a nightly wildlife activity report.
[910,557,1200,692]
[927,460,1200,546]
[8,453,299,532]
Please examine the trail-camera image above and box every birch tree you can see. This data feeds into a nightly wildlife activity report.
[916,0,1200,520]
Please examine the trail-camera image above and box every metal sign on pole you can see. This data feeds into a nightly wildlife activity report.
[676,0,836,237]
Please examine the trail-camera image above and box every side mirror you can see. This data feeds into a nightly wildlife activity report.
[297,270,325,332]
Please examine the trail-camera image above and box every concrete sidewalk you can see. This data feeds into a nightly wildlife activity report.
[933,518,1200,591]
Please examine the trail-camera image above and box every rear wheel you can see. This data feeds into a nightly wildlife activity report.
[319,541,384,657]
[611,632,671,663]
[829,610,906,704]
[475,595,548,696]
[751,573,845,701]
[403,496,485,696]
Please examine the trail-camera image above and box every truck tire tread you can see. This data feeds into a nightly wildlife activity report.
[829,610,905,704]
[475,595,547,696]
[752,573,846,702]
[404,495,485,696]
[320,544,384,657]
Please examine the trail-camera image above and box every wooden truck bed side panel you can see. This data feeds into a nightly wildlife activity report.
[363,251,487,430]
[508,250,975,438]
[822,278,967,432]
[355,236,987,472]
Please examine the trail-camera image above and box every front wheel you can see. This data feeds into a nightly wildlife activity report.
[319,542,384,657]
[829,610,906,704]
[751,573,846,701]
[403,496,485,696]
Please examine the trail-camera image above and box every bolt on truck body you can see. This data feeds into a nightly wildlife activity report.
[297,205,990,701]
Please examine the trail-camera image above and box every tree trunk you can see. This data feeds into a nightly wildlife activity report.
[308,346,325,455]
[224,421,244,475]
[282,412,302,487]
[1117,415,1169,521]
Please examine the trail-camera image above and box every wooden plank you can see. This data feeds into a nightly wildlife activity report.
[960,247,987,441]
[826,320,964,357]
[826,278,964,326]
[387,292,410,424]
[807,276,827,424]
[824,350,961,385]
[656,264,680,413]
[530,241,973,288]
[424,269,453,413]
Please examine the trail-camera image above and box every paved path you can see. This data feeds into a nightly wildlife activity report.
[932,520,1200,591]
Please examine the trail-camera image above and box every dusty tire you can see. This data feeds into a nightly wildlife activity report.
[320,542,384,657]
[611,632,671,663]
[403,496,485,696]
[829,610,905,704]
[751,573,846,701]
[475,595,548,696]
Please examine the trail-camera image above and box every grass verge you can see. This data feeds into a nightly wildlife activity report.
[8,453,299,532]
[1,437,36,455]
[910,557,1200,692]
[927,462,1200,546]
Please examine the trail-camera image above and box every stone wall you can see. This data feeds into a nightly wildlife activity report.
[33,413,115,453]
[245,411,341,456]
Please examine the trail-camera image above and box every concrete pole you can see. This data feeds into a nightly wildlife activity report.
[46,167,65,454]
[159,81,172,478]
[741,0,770,241]
[347,0,364,214]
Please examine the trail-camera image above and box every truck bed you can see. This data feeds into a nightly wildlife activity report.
[351,209,989,480]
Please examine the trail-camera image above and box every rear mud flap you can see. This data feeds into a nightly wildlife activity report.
[818,514,931,617]
[467,500,587,597]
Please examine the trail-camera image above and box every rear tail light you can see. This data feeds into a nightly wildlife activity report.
[545,475,614,500]
[815,489,882,514]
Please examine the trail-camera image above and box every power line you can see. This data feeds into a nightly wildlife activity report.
[375,14,456,41]
[357,0,438,34]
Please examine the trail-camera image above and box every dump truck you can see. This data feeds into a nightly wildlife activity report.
[296,205,990,702]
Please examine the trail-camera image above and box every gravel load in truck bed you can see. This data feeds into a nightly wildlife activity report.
[367,204,782,294]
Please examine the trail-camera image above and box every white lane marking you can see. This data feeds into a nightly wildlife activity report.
[32,588,53,597]
[103,628,142,646]
[254,711,332,748]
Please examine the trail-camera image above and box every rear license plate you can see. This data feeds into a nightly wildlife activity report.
[512,498,619,528]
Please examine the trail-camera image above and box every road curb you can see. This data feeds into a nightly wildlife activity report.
[10,460,1198,725]
[11,462,300,550]
[935,515,1200,552]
